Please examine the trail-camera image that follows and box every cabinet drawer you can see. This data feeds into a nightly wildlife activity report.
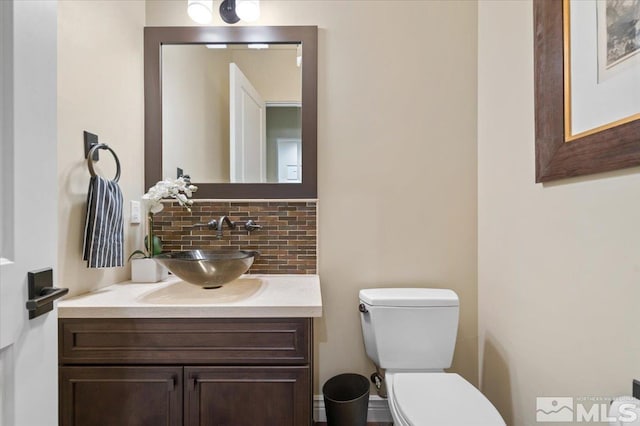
[59,318,311,365]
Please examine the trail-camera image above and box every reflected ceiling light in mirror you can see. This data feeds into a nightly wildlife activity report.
[236,0,260,22]
[248,44,269,49]
[206,44,228,49]
[296,45,302,67]
[187,0,213,24]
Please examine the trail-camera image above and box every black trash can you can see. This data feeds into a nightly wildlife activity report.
[323,373,370,426]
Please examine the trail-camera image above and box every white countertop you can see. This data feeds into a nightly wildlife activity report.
[58,274,322,318]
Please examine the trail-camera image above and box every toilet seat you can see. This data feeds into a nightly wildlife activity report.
[387,372,505,426]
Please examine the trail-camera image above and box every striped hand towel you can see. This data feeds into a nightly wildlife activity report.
[82,176,124,268]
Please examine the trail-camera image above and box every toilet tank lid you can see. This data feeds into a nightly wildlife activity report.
[359,288,459,307]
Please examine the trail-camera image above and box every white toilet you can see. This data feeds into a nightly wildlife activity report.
[359,288,505,426]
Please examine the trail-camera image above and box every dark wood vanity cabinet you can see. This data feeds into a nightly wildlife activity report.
[59,318,313,426]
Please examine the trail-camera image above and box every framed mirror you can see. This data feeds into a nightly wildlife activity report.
[144,26,317,198]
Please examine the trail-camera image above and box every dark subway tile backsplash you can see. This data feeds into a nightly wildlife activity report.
[153,201,317,274]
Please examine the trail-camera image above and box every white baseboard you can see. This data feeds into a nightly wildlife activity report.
[313,394,393,423]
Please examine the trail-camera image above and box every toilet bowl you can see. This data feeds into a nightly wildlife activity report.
[359,288,505,426]
[386,372,504,425]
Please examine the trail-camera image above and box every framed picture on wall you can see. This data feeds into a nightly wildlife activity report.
[534,0,640,182]
[597,0,640,82]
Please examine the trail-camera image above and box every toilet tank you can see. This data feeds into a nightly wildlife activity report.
[359,288,459,370]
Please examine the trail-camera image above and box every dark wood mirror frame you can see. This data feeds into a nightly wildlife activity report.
[144,26,317,198]
[534,0,640,183]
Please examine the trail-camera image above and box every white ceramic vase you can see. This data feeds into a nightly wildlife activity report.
[131,258,168,283]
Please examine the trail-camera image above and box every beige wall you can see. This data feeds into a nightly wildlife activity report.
[478,1,640,425]
[58,1,145,295]
[147,0,479,393]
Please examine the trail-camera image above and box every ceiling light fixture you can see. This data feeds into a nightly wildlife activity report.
[219,0,240,24]
[206,44,228,49]
[236,0,260,22]
[187,0,213,24]
[218,0,260,24]
[248,43,269,49]
[188,0,260,25]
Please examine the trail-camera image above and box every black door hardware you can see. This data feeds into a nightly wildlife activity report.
[25,268,69,319]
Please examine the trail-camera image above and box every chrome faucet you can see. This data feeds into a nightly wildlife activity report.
[191,219,217,230]
[191,217,261,238]
[216,216,236,238]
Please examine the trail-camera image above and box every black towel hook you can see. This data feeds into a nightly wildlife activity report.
[87,143,121,182]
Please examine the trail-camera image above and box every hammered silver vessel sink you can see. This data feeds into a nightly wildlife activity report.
[153,250,259,289]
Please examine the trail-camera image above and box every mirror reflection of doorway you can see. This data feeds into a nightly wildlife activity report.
[229,62,266,183]
[229,74,302,183]
[277,138,302,183]
[161,43,302,184]
[266,104,301,183]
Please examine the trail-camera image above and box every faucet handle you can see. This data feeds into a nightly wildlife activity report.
[244,220,262,232]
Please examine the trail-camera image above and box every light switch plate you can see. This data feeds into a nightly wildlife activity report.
[130,200,141,224]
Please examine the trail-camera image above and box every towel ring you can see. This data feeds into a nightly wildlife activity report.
[87,143,121,182]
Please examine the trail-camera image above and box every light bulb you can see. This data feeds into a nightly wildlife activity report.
[187,0,213,24]
[236,0,260,22]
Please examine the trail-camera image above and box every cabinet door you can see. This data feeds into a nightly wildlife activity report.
[60,366,182,426]
[185,366,311,426]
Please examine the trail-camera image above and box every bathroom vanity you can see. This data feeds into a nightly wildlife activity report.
[54,22,324,426]
[57,275,322,426]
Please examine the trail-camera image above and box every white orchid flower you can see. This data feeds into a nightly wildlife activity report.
[142,178,198,215]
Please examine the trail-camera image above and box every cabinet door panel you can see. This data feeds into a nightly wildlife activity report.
[185,366,311,426]
[60,366,182,426]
